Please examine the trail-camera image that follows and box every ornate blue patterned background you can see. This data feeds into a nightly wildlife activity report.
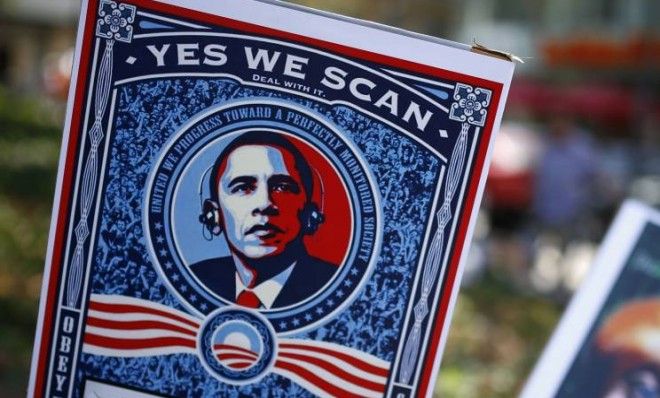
[80,78,440,397]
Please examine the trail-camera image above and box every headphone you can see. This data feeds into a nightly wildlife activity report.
[199,198,223,237]
[197,134,325,240]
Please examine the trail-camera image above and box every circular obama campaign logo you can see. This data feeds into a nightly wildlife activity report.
[144,99,382,334]
[197,308,276,384]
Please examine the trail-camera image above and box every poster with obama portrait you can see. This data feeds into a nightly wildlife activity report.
[28,1,514,397]
[522,201,660,398]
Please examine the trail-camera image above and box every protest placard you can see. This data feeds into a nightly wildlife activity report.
[522,200,660,397]
[28,1,514,396]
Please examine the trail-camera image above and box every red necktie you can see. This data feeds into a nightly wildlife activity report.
[236,290,261,308]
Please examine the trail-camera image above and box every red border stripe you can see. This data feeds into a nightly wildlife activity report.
[415,80,503,396]
[279,343,389,377]
[213,344,258,357]
[216,353,258,362]
[224,362,253,370]
[84,334,196,350]
[86,316,197,337]
[278,351,385,393]
[33,0,100,396]
[275,359,365,398]
[88,300,200,329]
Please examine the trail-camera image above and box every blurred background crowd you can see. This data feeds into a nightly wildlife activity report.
[0,0,658,397]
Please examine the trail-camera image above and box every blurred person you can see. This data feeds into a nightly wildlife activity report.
[530,117,600,295]
[533,116,598,235]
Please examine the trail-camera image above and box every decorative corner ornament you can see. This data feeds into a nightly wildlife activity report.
[96,0,136,43]
[450,83,492,127]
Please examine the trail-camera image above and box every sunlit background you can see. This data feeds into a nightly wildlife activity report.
[0,0,658,397]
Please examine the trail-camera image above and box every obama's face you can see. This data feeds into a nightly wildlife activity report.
[215,144,307,259]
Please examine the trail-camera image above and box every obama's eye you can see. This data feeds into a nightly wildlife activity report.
[227,176,257,194]
[231,183,256,194]
[269,175,301,194]
[271,182,298,193]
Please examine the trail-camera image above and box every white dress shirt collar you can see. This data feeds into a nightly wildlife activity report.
[234,263,296,309]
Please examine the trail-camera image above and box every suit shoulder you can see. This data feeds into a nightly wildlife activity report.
[188,256,235,301]
[189,256,233,274]
[306,255,339,278]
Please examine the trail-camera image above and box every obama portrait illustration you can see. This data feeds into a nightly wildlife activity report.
[192,131,338,309]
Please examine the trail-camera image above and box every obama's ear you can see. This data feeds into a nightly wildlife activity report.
[300,202,324,235]
[199,199,223,237]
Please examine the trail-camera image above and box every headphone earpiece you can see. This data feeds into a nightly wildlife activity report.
[199,199,222,236]
[300,202,324,235]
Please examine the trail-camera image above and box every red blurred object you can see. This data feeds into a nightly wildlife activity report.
[42,48,74,100]
[485,123,540,210]
[541,35,660,69]
[487,168,534,210]
[508,78,636,124]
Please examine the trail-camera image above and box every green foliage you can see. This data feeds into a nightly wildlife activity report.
[0,86,62,398]
[435,272,561,397]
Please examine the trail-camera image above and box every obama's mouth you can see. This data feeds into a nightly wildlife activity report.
[245,223,284,238]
